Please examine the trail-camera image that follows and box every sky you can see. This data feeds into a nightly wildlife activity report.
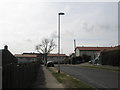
[0,0,119,55]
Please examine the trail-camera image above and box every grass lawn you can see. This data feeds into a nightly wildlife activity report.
[47,67,95,89]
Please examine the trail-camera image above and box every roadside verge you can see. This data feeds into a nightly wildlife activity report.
[76,63,120,72]
[47,67,95,89]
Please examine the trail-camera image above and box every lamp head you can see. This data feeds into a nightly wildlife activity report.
[59,12,65,15]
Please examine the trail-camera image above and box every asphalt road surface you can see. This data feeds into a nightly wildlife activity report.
[55,65,119,89]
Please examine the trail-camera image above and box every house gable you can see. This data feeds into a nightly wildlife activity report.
[75,46,114,59]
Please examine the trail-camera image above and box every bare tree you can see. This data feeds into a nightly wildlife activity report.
[36,38,56,65]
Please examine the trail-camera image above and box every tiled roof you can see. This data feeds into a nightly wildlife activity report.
[14,54,37,58]
[47,54,67,57]
[105,45,120,51]
[114,45,120,49]
[76,47,114,51]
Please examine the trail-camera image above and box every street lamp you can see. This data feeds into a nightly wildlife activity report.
[58,12,65,73]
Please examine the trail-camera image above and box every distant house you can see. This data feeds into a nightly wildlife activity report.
[69,53,75,61]
[104,45,120,51]
[47,54,67,64]
[1,45,17,65]
[15,53,44,64]
[14,53,38,64]
[75,46,114,60]
[1,45,17,89]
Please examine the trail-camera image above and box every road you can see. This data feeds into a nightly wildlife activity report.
[55,64,119,89]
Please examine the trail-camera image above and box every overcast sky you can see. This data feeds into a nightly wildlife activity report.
[0,0,118,55]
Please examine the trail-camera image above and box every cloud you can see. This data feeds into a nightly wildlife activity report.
[81,22,111,32]
[82,22,95,32]
[24,38,32,43]
[0,2,118,55]
[97,23,111,30]
[63,5,71,13]
[51,31,57,39]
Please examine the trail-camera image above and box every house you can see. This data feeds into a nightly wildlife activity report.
[47,54,67,64]
[75,46,114,60]
[69,53,75,62]
[15,54,37,63]
[15,53,44,64]
[1,45,17,88]
[104,45,120,51]
[1,45,17,65]
[70,53,75,58]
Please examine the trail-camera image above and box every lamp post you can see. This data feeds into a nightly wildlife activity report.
[58,12,65,73]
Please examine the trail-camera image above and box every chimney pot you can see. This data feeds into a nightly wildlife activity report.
[4,45,8,50]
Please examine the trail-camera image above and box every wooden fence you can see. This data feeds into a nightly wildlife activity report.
[3,62,40,88]
[2,46,40,88]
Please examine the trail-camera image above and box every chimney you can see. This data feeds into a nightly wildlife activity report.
[4,45,8,50]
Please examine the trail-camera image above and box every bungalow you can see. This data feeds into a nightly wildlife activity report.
[0,45,17,88]
[47,54,67,64]
[1,45,17,65]
[75,46,114,60]
[14,53,38,64]
[104,45,120,51]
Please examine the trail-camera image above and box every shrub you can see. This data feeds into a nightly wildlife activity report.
[82,54,91,62]
[100,50,120,66]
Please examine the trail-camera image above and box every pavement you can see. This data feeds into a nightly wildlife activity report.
[30,65,64,89]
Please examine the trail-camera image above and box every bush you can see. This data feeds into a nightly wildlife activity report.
[72,56,83,64]
[82,54,91,62]
[100,50,120,66]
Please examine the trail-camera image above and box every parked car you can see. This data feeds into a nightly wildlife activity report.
[47,61,54,67]
[89,60,92,64]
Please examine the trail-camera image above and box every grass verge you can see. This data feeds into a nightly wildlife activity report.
[80,65,120,72]
[47,67,95,89]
